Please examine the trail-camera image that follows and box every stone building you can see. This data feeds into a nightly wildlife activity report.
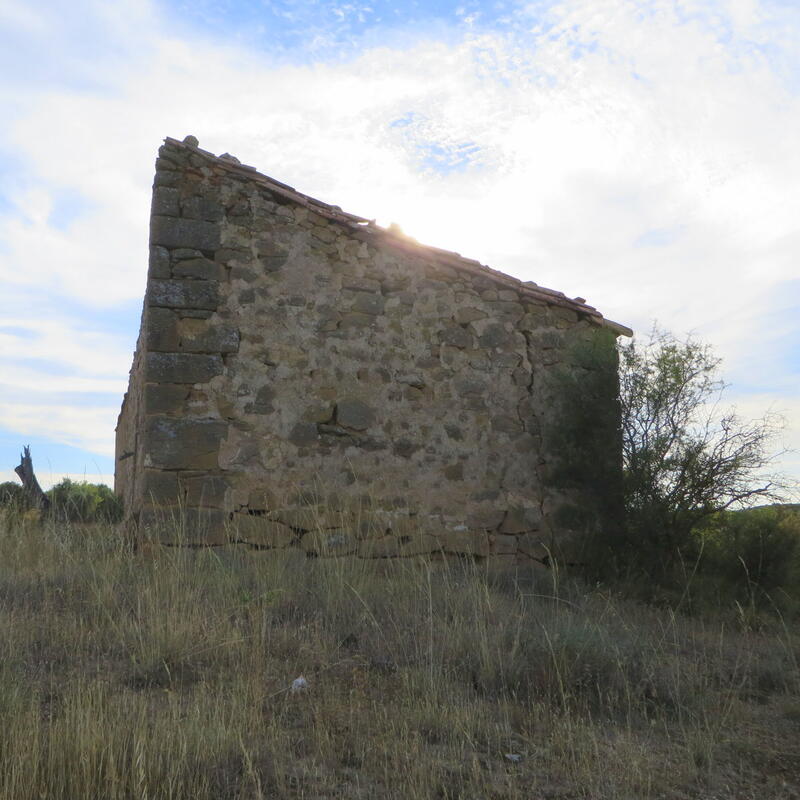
[115,135,631,562]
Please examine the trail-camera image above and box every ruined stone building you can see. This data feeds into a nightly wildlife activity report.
[115,135,631,562]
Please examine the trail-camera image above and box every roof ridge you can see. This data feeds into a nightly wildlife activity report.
[163,136,632,337]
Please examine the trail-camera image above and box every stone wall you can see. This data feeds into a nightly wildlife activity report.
[114,331,145,516]
[115,136,629,562]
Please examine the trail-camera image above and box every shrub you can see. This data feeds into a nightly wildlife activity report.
[0,482,30,512]
[699,505,800,611]
[618,327,786,583]
[550,326,794,604]
[46,479,123,524]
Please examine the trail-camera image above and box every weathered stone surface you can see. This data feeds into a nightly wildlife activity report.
[490,533,519,555]
[288,422,319,447]
[144,417,227,469]
[336,399,374,431]
[266,506,348,531]
[184,475,229,507]
[245,487,277,510]
[398,533,438,556]
[309,224,337,244]
[182,195,224,222]
[455,307,487,324]
[139,507,228,545]
[465,509,505,530]
[288,489,324,506]
[342,276,381,293]
[358,536,400,558]
[231,265,256,282]
[172,248,204,261]
[152,186,180,217]
[439,326,473,349]
[500,505,543,534]
[148,279,220,310]
[178,319,239,353]
[550,306,578,323]
[149,245,170,278]
[478,323,515,350]
[302,403,334,423]
[145,308,179,351]
[517,531,549,559]
[172,258,222,280]
[145,352,223,384]
[140,469,180,504]
[529,330,562,349]
[302,529,357,556]
[154,170,180,188]
[231,515,295,548]
[144,383,189,414]
[491,415,524,435]
[357,510,417,538]
[393,439,420,458]
[216,247,250,265]
[249,385,275,414]
[260,253,289,272]
[443,463,464,481]
[338,312,373,330]
[350,292,385,315]
[218,428,261,469]
[151,215,220,251]
[437,529,489,558]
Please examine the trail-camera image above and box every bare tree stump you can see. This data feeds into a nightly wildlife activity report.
[14,446,50,512]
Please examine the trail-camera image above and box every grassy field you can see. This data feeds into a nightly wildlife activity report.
[0,513,798,799]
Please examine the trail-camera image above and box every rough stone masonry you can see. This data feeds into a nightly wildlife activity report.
[115,135,631,563]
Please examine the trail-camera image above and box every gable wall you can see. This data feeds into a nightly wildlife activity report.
[116,138,621,560]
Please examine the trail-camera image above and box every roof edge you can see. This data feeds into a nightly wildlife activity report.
[162,136,632,337]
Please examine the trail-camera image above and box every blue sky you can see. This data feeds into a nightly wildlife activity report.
[0,0,799,489]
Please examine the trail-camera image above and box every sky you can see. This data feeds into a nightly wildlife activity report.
[0,0,798,492]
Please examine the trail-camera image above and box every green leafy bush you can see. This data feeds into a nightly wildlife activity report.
[699,506,800,611]
[46,479,123,524]
[618,328,785,583]
[549,326,795,612]
[0,482,31,513]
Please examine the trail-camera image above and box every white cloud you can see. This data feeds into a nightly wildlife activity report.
[0,312,134,378]
[0,1,48,34]
[0,404,119,457]
[0,0,797,481]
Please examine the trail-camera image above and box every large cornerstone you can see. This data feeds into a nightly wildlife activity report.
[116,135,631,562]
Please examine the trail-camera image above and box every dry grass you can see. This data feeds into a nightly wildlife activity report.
[0,512,798,799]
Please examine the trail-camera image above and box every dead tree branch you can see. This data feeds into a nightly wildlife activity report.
[14,446,50,512]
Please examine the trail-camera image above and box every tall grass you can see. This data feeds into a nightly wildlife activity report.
[0,511,798,798]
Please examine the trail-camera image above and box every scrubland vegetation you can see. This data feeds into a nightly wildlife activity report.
[0,478,122,525]
[1,329,797,797]
[0,508,798,799]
